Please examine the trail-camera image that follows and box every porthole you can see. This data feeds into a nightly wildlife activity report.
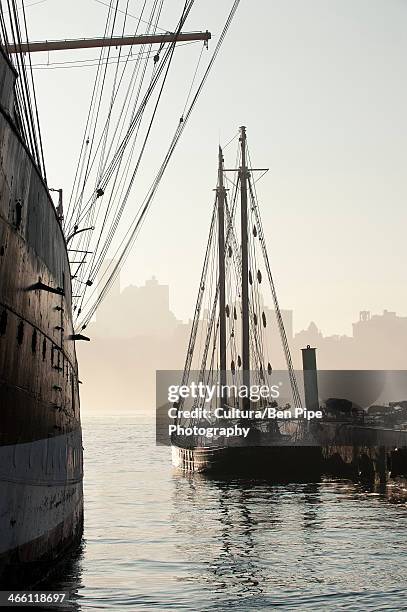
[15,201,22,230]
[0,310,7,335]
[17,321,24,345]
[31,329,37,353]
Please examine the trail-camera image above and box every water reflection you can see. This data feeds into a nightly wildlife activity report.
[34,422,407,611]
[171,475,326,600]
[170,472,407,610]
[210,481,263,595]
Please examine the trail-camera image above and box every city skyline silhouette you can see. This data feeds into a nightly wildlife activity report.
[78,274,407,413]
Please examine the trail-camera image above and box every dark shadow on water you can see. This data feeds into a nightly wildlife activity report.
[32,539,85,611]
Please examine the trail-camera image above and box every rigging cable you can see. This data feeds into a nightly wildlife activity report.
[75,0,241,330]
[68,0,155,281]
[64,0,117,228]
[93,0,170,32]
[69,0,195,234]
[72,0,194,311]
[71,0,121,231]
[84,0,171,286]
[30,42,199,69]
[20,0,46,180]
[2,0,45,177]
[247,172,302,409]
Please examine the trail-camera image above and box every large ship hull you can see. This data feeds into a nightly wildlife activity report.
[0,48,83,585]
[0,434,83,586]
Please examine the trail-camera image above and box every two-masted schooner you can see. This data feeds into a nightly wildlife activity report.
[171,126,322,479]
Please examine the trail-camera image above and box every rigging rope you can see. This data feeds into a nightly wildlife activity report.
[0,1,46,179]
[247,174,302,409]
[71,0,194,311]
[75,0,241,329]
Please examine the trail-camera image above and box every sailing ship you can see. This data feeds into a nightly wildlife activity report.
[171,127,322,479]
[0,0,222,586]
[0,38,84,584]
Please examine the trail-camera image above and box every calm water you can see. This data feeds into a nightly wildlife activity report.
[50,416,407,611]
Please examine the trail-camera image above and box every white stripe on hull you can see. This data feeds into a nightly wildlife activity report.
[171,444,219,472]
[0,431,83,555]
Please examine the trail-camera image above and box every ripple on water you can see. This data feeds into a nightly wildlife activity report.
[46,418,407,611]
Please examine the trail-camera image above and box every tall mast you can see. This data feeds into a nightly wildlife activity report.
[217,146,227,409]
[239,126,250,406]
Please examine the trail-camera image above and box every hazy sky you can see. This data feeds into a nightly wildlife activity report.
[23,0,407,336]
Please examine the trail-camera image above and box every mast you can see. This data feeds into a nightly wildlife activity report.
[7,31,211,54]
[239,126,250,406]
[217,146,227,409]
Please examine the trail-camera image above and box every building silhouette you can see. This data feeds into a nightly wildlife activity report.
[93,273,181,339]
[77,269,407,413]
[292,310,407,370]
